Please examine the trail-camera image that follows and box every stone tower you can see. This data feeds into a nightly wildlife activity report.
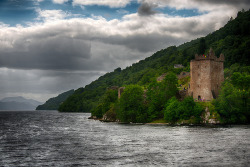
[188,48,224,101]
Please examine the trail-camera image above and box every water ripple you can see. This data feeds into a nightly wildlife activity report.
[0,111,250,166]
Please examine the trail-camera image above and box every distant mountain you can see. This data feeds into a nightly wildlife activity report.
[0,96,42,110]
[36,89,74,110]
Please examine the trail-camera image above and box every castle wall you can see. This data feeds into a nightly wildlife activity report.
[210,61,224,97]
[189,60,213,101]
[189,49,224,101]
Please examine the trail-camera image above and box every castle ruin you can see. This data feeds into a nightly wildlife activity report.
[188,48,224,101]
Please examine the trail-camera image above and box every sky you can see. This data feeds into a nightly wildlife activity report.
[0,0,249,102]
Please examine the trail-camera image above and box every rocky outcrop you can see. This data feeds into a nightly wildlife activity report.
[202,107,220,124]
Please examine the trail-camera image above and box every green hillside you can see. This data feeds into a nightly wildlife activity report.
[58,10,250,114]
[36,89,74,110]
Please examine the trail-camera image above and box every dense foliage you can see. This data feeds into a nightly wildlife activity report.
[213,70,250,124]
[57,10,250,116]
[164,97,203,124]
[91,89,118,118]
[117,85,147,123]
[36,89,74,110]
[146,72,178,121]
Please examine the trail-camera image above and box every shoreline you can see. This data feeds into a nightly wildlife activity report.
[90,118,249,126]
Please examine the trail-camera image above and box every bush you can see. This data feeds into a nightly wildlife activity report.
[164,96,203,123]
[147,72,178,122]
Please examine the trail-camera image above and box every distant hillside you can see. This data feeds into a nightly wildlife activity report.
[36,89,74,110]
[58,10,250,112]
[0,96,42,110]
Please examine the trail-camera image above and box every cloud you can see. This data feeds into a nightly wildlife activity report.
[52,0,69,4]
[37,9,69,21]
[0,7,239,72]
[0,68,103,102]
[0,34,92,70]
[138,1,158,16]
[141,0,250,12]
[72,0,132,8]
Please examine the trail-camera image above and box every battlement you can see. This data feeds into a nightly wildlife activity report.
[192,48,224,62]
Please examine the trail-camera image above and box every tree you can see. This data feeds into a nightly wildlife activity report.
[164,96,203,123]
[213,82,248,123]
[164,97,180,123]
[231,72,250,91]
[146,72,178,121]
[114,67,122,72]
[91,89,118,118]
[163,72,178,99]
[198,38,206,55]
[117,85,147,123]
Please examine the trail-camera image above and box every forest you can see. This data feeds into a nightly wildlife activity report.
[36,89,74,110]
[48,10,250,124]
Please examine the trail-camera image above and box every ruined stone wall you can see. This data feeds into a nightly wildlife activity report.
[118,87,125,99]
[210,60,224,97]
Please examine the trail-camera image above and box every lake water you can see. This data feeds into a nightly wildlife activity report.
[0,111,249,166]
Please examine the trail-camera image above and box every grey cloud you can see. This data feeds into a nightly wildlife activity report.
[196,0,250,6]
[120,34,182,52]
[0,37,92,70]
[0,69,103,101]
[138,1,159,16]
[0,15,219,72]
[0,8,230,72]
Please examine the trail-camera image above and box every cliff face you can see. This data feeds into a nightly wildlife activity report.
[202,107,220,124]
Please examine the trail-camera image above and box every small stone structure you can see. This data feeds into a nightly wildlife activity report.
[108,86,119,90]
[157,73,167,82]
[188,48,224,101]
[174,64,184,68]
[118,87,125,99]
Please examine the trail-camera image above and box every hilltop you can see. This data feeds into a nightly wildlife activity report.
[36,89,74,110]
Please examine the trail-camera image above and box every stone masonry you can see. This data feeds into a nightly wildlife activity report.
[118,87,125,99]
[188,48,224,101]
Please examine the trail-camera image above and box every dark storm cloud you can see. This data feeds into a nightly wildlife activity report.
[0,13,218,71]
[138,1,158,16]
[0,37,92,70]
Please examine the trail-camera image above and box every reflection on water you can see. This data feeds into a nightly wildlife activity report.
[0,111,249,166]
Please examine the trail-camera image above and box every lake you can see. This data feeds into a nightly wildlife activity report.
[0,111,249,166]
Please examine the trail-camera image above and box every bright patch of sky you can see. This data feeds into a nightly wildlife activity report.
[0,0,203,27]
